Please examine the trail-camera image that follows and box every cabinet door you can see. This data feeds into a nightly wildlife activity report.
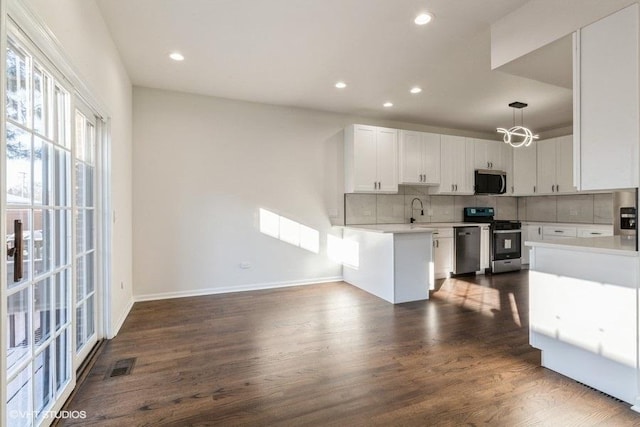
[480,226,490,271]
[458,138,475,194]
[501,143,514,194]
[352,125,379,192]
[513,142,537,195]
[521,225,542,265]
[376,128,398,192]
[438,135,458,193]
[434,237,453,278]
[473,139,489,170]
[422,132,441,184]
[536,139,557,195]
[555,135,575,193]
[399,130,423,184]
[486,140,503,170]
[578,4,639,191]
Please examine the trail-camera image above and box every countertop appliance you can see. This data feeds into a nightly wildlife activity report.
[474,170,507,195]
[613,189,638,242]
[453,226,480,275]
[463,207,522,273]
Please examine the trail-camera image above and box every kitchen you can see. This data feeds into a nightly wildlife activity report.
[4,0,640,425]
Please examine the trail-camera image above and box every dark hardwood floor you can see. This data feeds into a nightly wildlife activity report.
[61,271,639,426]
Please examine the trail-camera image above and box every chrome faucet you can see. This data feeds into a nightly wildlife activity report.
[410,198,424,223]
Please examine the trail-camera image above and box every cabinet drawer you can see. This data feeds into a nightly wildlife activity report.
[542,226,577,238]
[432,228,454,238]
[577,227,613,238]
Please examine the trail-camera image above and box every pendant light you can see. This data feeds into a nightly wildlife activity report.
[497,102,539,148]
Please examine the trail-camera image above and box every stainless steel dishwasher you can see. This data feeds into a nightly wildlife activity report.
[453,226,480,274]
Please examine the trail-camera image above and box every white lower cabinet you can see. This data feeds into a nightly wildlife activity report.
[576,226,613,238]
[433,228,453,279]
[521,225,543,265]
[542,225,577,240]
[480,225,490,271]
[522,223,615,265]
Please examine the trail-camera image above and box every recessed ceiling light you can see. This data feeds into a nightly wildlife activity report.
[410,87,422,94]
[414,13,433,25]
[335,81,347,89]
[169,52,184,61]
[383,102,393,108]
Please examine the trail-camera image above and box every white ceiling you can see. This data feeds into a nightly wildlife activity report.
[96,0,573,135]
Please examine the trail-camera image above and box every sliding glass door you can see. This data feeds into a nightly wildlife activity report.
[74,108,98,363]
[4,24,105,427]
[5,34,74,426]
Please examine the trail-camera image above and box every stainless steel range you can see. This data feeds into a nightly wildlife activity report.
[463,207,522,274]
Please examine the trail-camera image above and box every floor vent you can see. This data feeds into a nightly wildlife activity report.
[106,357,136,379]
[576,381,624,403]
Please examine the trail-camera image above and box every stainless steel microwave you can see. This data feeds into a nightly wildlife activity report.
[474,169,507,195]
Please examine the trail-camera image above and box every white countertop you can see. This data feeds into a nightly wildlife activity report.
[343,222,487,234]
[525,236,638,256]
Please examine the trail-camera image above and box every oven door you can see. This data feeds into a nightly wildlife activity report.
[492,229,522,260]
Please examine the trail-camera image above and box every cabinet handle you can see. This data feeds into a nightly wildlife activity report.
[538,227,541,235]
[378,181,381,189]
[436,240,439,248]
[556,184,559,192]
[511,186,514,193]
[533,185,536,193]
[451,184,454,191]
[455,184,458,191]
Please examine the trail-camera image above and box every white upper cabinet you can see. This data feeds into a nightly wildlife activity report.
[512,141,537,195]
[398,130,441,185]
[345,124,398,193]
[474,139,506,171]
[501,143,514,195]
[536,136,576,195]
[575,4,639,191]
[555,135,574,194]
[431,135,474,194]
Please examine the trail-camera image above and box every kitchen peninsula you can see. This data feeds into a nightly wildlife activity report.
[526,236,640,408]
[341,224,435,304]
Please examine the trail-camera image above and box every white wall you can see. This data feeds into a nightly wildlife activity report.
[132,87,498,300]
[491,0,636,69]
[133,88,342,298]
[23,0,133,336]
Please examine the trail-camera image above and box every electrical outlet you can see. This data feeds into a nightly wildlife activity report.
[239,262,251,269]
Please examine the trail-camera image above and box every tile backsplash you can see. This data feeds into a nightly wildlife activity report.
[345,185,518,225]
[518,193,613,224]
[344,186,613,225]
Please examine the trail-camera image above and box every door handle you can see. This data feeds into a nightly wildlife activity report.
[11,219,23,282]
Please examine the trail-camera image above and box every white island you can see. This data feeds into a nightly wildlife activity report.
[526,236,640,409]
[342,224,436,304]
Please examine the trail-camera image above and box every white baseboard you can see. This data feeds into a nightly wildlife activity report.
[134,276,344,302]
[109,297,134,338]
